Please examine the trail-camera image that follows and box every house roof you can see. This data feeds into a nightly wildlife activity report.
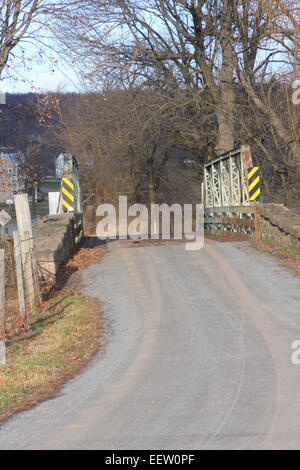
[0,152,25,166]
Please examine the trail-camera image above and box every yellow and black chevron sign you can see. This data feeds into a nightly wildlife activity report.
[248,167,261,202]
[61,176,75,211]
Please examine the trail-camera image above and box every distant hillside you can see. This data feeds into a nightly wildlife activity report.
[0,93,62,178]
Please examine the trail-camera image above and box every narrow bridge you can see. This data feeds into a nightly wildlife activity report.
[203,146,259,233]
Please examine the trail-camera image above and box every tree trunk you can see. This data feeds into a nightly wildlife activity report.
[215,0,235,155]
[215,108,235,155]
[148,162,155,205]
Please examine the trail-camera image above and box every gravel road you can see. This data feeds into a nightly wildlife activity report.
[1,239,300,449]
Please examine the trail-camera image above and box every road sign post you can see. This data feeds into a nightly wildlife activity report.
[0,209,12,227]
[61,176,75,212]
[248,167,261,202]
[0,209,11,240]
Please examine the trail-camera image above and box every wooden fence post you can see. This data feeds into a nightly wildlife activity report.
[14,195,38,315]
[254,204,259,242]
[31,246,41,306]
[7,238,17,287]
[14,193,33,250]
[0,250,5,338]
[13,231,26,319]
[23,231,36,316]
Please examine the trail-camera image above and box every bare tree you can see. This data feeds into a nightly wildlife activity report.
[56,1,300,159]
[233,0,300,170]
[55,0,238,154]
[0,1,66,80]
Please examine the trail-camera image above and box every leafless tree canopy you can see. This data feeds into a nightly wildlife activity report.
[55,1,299,156]
[1,1,299,208]
[0,1,60,77]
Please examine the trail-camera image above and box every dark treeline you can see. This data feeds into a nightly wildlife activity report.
[2,78,300,209]
[0,93,62,177]
[0,84,297,207]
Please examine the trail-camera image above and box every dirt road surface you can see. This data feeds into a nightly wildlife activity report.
[1,239,300,449]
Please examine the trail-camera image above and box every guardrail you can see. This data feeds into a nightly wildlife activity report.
[205,206,255,234]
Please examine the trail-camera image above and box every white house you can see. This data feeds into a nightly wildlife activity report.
[55,154,65,179]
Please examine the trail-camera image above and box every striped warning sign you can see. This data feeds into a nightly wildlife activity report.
[248,167,260,202]
[61,176,74,211]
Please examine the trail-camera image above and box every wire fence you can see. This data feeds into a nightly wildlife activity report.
[1,190,84,343]
[0,233,46,340]
[3,248,21,337]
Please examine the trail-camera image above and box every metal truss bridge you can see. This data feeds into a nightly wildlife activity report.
[203,146,259,233]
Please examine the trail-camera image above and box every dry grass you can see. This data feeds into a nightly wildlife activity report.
[253,238,300,277]
[0,293,102,423]
[4,238,106,337]
[0,238,106,423]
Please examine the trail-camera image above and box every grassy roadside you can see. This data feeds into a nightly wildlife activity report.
[253,238,300,277]
[0,292,102,423]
